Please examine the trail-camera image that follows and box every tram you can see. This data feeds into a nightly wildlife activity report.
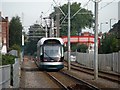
[36,37,64,70]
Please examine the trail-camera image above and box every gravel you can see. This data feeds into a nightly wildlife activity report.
[20,56,60,89]
[63,67,120,89]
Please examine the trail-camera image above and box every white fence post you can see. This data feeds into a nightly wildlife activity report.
[13,58,20,88]
[112,52,119,73]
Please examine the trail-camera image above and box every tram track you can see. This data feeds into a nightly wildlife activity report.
[21,60,99,89]
[21,59,119,89]
[45,71,68,89]
[65,62,120,84]
[45,71,99,90]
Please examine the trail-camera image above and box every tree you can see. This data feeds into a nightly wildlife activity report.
[9,16,22,48]
[24,24,45,55]
[99,33,119,54]
[77,44,88,53]
[50,2,94,36]
[99,20,120,54]
[24,39,38,55]
[9,44,21,57]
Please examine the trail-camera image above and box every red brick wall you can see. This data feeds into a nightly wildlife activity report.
[1,17,9,49]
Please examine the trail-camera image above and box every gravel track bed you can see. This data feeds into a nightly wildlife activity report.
[62,67,120,89]
[70,62,120,81]
[48,72,77,87]
[20,57,60,89]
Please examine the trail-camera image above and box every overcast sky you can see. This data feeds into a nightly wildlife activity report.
[0,0,120,33]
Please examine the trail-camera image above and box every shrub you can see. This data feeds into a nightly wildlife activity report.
[9,44,21,58]
[2,54,16,65]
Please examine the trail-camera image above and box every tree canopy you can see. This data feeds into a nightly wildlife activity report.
[9,16,22,48]
[99,20,120,54]
[24,24,44,55]
[50,2,94,36]
[77,44,88,53]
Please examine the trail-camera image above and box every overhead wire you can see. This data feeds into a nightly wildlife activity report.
[52,0,117,26]
[71,0,91,19]
[43,4,53,15]
[53,0,66,16]
[60,0,92,26]
[60,14,68,26]
[99,0,116,10]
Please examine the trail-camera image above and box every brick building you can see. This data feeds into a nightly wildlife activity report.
[0,12,9,50]
[62,32,101,53]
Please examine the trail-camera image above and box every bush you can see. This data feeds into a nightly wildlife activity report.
[2,54,16,65]
[77,44,88,53]
[9,44,21,58]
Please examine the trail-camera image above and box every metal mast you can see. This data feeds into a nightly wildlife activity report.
[94,0,99,79]
[68,0,71,70]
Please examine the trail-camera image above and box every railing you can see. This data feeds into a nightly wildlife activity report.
[13,58,20,88]
[0,58,20,89]
[0,65,11,89]
[64,51,120,73]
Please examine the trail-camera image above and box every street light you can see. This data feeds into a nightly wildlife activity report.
[43,17,48,37]
[40,12,43,26]
[100,22,108,33]
[110,18,116,30]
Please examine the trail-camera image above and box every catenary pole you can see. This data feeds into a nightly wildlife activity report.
[94,1,99,79]
[68,0,71,70]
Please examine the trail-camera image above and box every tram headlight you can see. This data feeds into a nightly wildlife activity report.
[44,59,47,61]
[57,58,60,61]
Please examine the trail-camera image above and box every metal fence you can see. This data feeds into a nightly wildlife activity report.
[64,51,120,73]
[13,58,20,88]
[0,58,20,89]
[0,65,11,89]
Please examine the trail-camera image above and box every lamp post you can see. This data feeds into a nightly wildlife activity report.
[43,17,48,37]
[110,18,116,30]
[100,22,108,33]
[40,12,43,26]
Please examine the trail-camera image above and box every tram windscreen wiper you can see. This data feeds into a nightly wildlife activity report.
[44,52,56,61]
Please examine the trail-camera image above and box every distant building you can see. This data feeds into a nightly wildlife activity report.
[0,12,9,50]
[62,32,101,53]
[28,24,45,39]
[118,1,120,20]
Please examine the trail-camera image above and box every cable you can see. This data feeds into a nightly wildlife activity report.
[60,14,68,26]
[71,0,91,19]
[99,0,116,10]
[60,0,92,25]
[53,0,66,16]
[43,5,53,15]
[60,0,91,25]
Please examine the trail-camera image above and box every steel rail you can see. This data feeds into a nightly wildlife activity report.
[65,62,120,84]
[60,70,100,90]
[71,63,120,77]
[45,72,68,90]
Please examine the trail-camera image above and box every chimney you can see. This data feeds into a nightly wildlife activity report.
[5,17,8,21]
